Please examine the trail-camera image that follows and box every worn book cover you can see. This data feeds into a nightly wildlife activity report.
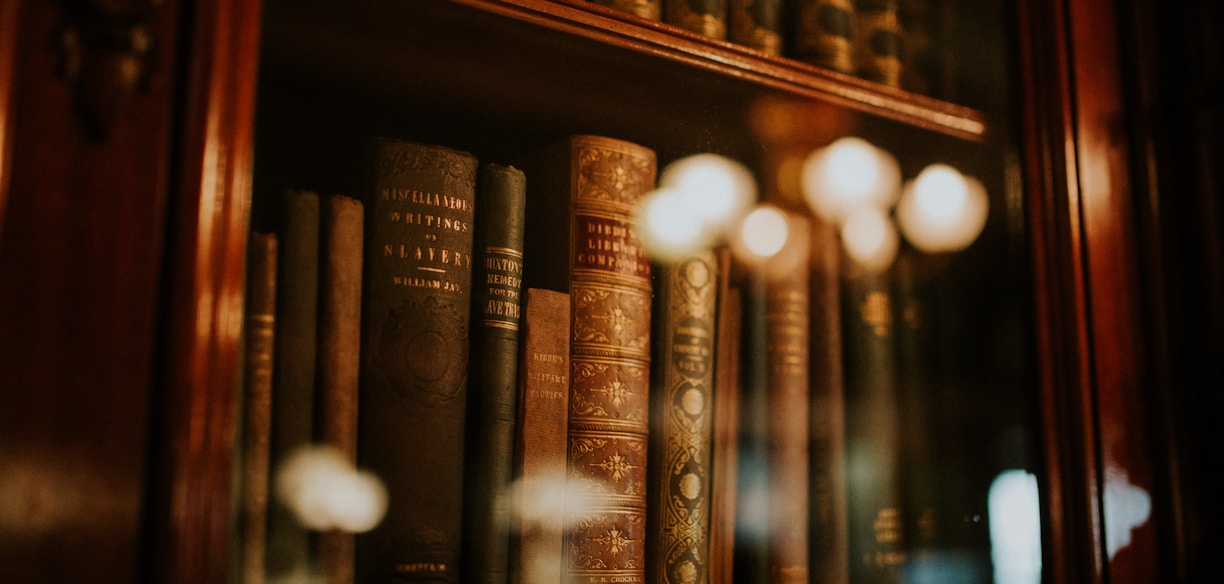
[524,134,656,584]
[647,249,721,584]
[240,232,277,584]
[268,189,319,579]
[357,138,478,583]
[510,288,572,584]
[316,194,364,584]
[464,163,528,584]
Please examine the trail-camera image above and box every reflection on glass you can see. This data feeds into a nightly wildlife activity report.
[274,445,387,533]
[988,469,1042,584]
[841,206,900,272]
[896,164,989,253]
[801,136,901,224]
[1104,467,1152,559]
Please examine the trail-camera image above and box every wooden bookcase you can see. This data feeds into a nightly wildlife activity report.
[1,0,1219,583]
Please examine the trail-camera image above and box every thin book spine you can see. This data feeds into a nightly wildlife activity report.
[268,189,320,579]
[358,138,478,583]
[316,194,364,584]
[842,264,906,584]
[240,232,277,584]
[647,249,721,584]
[809,218,849,584]
[708,253,740,584]
[510,288,572,584]
[764,213,811,584]
[464,163,528,584]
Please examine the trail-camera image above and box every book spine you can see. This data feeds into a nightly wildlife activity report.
[240,232,277,584]
[316,194,364,584]
[647,249,720,584]
[664,0,728,39]
[792,0,858,75]
[842,268,906,584]
[464,163,528,584]
[511,288,572,584]
[707,262,740,584]
[764,214,811,584]
[808,219,849,584]
[358,138,478,583]
[728,0,783,55]
[590,0,662,20]
[528,134,656,584]
[898,0,935,95]
[268,189,319,578]
[854,0,903,87]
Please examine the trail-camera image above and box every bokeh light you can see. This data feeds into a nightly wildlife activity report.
[840,205,899,272]
[737,205,790,259]
[801,136,901,224]
[896,163,989,253]
[658,153,756,233]
[637,187,711,260]
[274,445,387,533]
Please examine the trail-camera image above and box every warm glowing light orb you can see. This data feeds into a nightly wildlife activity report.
[738,205,789,258]
[637,188,710,260]
[840,206,899,272]
[659,153,756,233]
[801,136,901,224]
[274,445,388,533]
[897,163,989,253]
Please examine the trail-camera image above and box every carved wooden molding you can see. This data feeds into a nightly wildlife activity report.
[57,0,162,139]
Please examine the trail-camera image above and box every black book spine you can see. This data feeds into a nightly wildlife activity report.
[463,163,528,584]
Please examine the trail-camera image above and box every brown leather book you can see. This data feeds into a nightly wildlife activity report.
[764,213,812,584]
[664,0,728,39]
[240,232,277,584]
[523,134,656,584]
[357,138,478,583]
[647,249,722,584]
[316,194,364,584]
[729,0,783,55]
[510,288,572,584]
[708,267,740,584]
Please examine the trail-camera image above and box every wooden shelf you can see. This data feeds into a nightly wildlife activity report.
[260,0,989,151]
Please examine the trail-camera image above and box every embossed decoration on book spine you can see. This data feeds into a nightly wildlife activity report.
[665,0,729,39]
[729,0,783,55]
[528,134,656,584]
[648,250,720,584]
[854,0,903,87]
[358,137,478,583]
[793,0,858,75]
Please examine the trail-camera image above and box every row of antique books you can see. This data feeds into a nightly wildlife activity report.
[236,133,924,584]
[581,0,958,99]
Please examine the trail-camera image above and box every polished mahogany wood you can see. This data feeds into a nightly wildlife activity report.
[142,0,263,582]
[0,0,17,235]
[0,0,182,580]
